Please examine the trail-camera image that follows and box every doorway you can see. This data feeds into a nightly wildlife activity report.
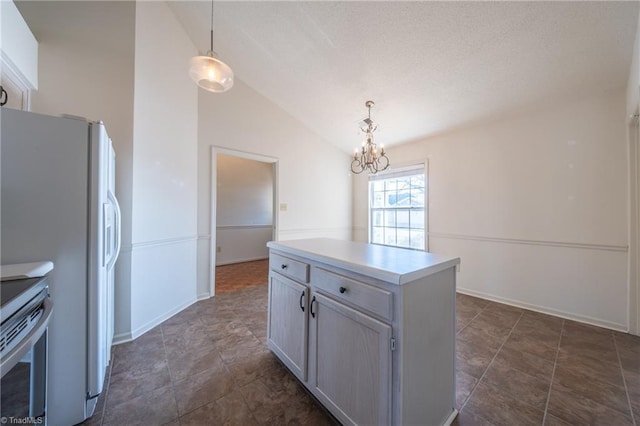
[210,147,278,296]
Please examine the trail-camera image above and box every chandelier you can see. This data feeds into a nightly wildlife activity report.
[350,101,390,174]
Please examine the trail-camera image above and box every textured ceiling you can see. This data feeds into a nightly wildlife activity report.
[33,1,639,154]
[168,1,639,152]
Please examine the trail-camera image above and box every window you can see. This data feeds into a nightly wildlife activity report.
[369,165,426,250]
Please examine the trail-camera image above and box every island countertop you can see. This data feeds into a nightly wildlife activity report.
[267,238,460,285]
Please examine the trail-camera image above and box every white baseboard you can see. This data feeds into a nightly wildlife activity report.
[112,331,133,345]
[444,409,459,426]
[457,287,628,332]
[112,297,197,345]
[197,293,211,301]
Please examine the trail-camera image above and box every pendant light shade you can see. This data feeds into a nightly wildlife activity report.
[190,0,233,93]
[189,53,233,93]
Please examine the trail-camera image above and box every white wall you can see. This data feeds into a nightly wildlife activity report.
[197,79,353,298]
[18,0,197,343]
[216,153,273,265]
[354,90,630,330]
[19,1,137,339]
[128,1,198,339]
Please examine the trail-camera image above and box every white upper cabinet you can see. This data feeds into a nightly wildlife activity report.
[1,0,38,110]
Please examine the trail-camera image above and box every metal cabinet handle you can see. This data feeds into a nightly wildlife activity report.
[310,296,316,318]
[281,264,288,270]
[299,291,305,312]
[339,286,347,294]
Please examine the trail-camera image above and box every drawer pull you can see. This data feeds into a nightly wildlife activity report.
[281,264,288,270]
[299,291,305,312]
[339,286,347,294]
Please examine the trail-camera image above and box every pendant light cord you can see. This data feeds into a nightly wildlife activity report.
[210,0,214,53]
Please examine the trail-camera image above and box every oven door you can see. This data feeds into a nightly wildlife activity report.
[1,298,53,422]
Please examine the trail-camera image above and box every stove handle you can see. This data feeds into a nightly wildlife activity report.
[0,298,53,379]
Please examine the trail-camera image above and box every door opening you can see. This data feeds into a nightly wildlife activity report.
[210,147,278,297]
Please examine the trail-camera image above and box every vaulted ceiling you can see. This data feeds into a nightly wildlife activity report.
[169,1,638,153]
[16,1,639,153]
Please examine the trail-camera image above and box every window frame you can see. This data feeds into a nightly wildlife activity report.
[368,163,428,251]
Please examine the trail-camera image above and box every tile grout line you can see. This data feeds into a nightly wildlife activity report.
[541,319,564,425]
[458,309,525,414]
[456,299,495,410]
[159,324,181,424]
[613,334,637,426]
[455,298,490,336]
[184,295,262,424]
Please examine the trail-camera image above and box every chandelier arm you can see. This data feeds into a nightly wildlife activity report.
[351,158,363,174]
[378,155,390,172]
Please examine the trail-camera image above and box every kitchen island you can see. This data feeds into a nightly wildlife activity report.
[266,238,460,426]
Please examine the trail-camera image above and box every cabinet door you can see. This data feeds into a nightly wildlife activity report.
[1,73,29,110]
[311,293,392,426]
[267,273,309,381]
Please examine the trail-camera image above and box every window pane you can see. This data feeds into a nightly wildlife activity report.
[372,180,384,191]
[385,179,397,191]
[385,190,397,207]
[395,188,411,206]
[411,175,424,188]
[397,177,411,190]
[384,210,396,227]
[371,227,384,244]
[384,228,396,245]
[372,210,383,227]
[410,210,425,229]
[397,229,410,248]
[372,191,384,208]
[410,230,425,250]
[410,188,424,207]
[397,210,410,228]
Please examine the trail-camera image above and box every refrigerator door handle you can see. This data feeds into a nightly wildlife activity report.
[106,190,121,271]
[103,203,111,267]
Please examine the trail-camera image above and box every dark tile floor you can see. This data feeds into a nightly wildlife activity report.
[84,282,640,426]
[87,284,335,426]
[454,294,639,426]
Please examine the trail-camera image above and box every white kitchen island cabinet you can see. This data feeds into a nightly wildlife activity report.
[266,238,460,426]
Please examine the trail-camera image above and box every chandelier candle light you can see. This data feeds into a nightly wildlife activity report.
[351,101,390,174]
[189,0,234,93]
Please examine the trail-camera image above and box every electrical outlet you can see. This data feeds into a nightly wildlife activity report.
[217,246,221,253]
[280,203,288,211]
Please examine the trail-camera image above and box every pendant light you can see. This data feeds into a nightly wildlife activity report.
[189,0,234,93]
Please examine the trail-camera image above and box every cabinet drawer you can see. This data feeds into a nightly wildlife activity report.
[270,252,310,283]
[313,267,393,321]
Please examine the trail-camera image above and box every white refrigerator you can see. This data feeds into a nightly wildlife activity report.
[1,108,121,425]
